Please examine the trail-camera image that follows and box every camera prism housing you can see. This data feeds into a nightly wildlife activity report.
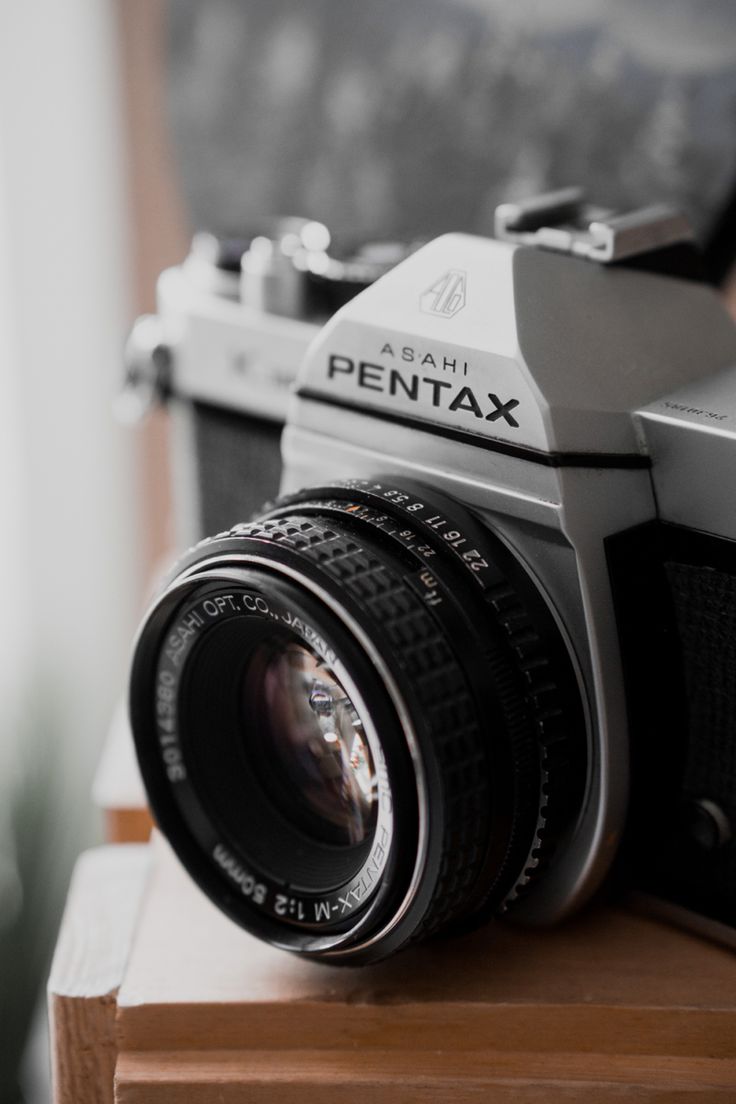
[129,192,736,962]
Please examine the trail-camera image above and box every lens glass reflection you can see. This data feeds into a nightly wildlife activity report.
[246,640,377,846]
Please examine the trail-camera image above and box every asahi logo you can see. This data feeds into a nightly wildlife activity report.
[420,269,467,318]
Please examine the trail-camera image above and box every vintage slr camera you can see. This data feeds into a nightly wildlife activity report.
[126,190,736,964]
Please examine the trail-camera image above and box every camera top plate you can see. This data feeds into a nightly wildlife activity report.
[293,225,736,460]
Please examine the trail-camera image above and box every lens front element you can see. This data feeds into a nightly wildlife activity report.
[246,639,378,846]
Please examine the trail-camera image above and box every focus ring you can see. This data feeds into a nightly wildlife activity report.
[230,514,496,938]
[260,487,584,920]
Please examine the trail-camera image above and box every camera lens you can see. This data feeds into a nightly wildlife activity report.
[244,637,377,846]
[130,479,587,963]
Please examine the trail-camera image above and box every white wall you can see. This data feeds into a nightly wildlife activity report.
[0,0,140,813]
[0,2,141,1091]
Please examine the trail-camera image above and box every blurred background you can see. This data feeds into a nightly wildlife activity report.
[0,1,735,1100]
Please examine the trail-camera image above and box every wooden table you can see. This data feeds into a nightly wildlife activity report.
[48,832,736,1103]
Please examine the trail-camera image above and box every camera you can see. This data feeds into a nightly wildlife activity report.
[127,189,736,963]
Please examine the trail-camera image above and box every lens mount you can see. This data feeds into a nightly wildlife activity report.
[130,477,587,962]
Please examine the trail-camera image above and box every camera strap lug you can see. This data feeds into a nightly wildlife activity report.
[116,314,171,424]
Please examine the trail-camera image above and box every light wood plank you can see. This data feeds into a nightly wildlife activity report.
[50,839,736,1104]
[115,1048,736,1103]
[48,845,149,1104]
[115,835,736,1064]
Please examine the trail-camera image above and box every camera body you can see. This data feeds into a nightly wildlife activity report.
[124,222,410,545]
[128,192,736,960]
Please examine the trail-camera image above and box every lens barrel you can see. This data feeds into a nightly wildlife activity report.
[130,479,586,963]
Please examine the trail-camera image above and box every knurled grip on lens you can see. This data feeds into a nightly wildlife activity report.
[254,486,586,922]
[233,513,496,939]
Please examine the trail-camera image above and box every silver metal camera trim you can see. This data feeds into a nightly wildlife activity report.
[170,552,432,958]
[157,264,319,422]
